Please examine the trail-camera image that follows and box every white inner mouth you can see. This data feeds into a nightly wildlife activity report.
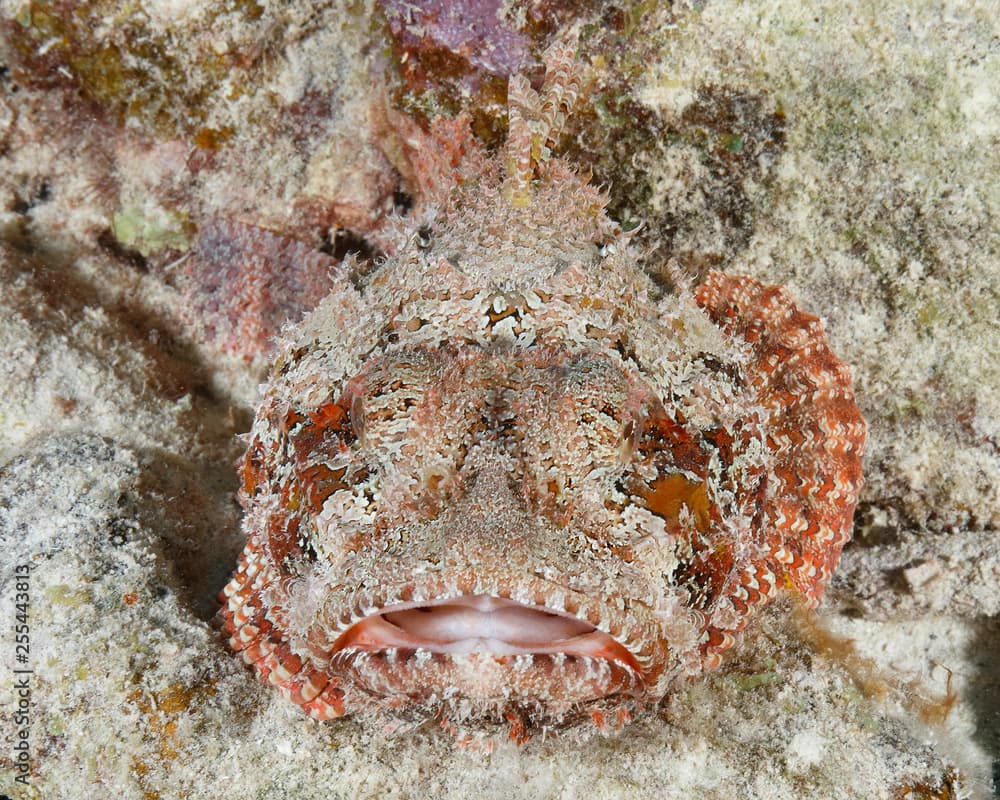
[334,595,637,667]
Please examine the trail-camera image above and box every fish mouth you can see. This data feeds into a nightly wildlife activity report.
[331,594,642,672]
[310,577,670,720]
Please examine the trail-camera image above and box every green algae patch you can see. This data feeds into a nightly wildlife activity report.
[44,583,87,606]
[112,207,193,258]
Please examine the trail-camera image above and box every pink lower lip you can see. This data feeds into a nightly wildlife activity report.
[331,594,641,672]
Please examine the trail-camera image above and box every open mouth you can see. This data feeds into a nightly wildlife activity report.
[331,594,641,673]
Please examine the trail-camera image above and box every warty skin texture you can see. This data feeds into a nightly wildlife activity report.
[219,47,866,743]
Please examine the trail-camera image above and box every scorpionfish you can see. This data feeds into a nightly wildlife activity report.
[219,46,866,743]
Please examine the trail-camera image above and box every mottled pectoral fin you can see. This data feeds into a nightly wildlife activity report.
[218,536,348,719]
[694,271,866,605]
[176,217,339,360]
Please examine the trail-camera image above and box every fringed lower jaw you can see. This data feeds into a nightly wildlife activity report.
[220,555,671,734]
[326,594,647,722]
[300,576,673,732]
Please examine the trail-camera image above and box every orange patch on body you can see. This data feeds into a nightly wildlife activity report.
[640,473,712,533]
